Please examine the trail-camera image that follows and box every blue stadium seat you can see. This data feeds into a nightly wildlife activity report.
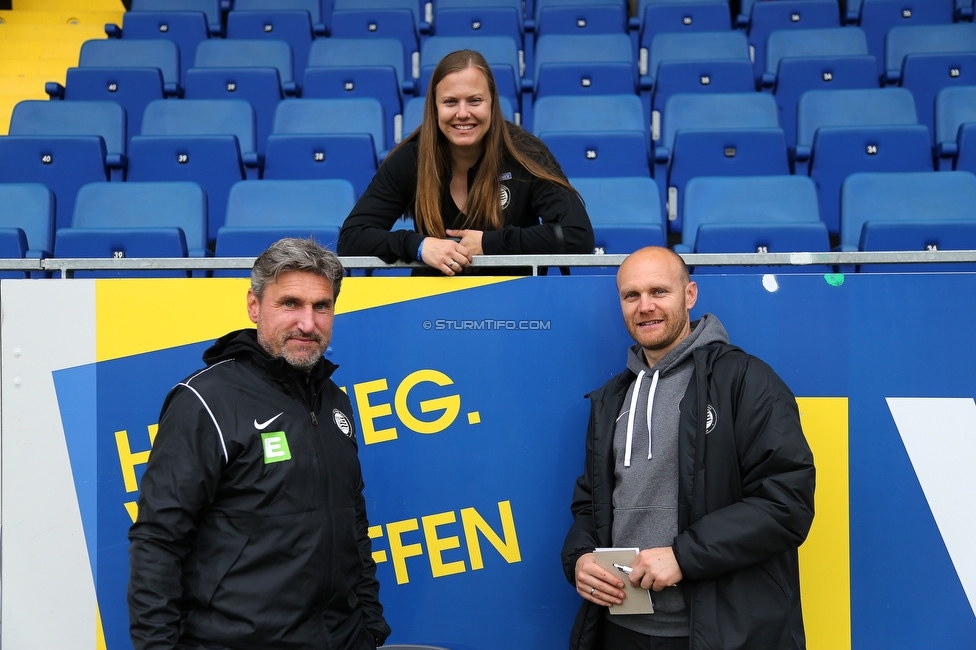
[78,39,181,97]
[645,31,751,90]
[0,227,30,278]
[570,176,665,256]
[858,0,955,77]
[0,183,55,261]
[140,97,259,172]
[762,26,870,89]
[183,67,283,158]
[884,23,976,83]
[533,93,648,148]
[809,124,933,236]
[45,67,165,139]
[762,28,877,150]
[8,100,127,181]
[0,136,110,233]
[225,11,315,87]
[746,0,840,83]
[534,33,635,97]
[214,179,356,273]
[306,37,411,94]
[535,0,628,39]
[433,5,523,46]
[677,175,830,273]
[130,0,223,36]
[104,11,210,87]
[263,135,378,198]
[419,36,523,121]
[232,0,328,36]
[540,131,652,177]
[934,85,976,170]
[272,97,387,159]
[330,6,421,82]
[840,171,976,272]
[303,68,403,148]
[55,180,208,276]
[794,87,918,175]
[194,39,298,96]
[650,60,756,144]
[638,1,730,63]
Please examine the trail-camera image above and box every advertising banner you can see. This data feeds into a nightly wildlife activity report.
[2,272,974,649]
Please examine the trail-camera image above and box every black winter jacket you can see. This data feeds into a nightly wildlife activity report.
[562,342,816,650]
[336,123,594,262]
[128,329,390,650]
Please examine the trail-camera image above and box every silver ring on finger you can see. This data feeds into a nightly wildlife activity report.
[448,260,456,268]
[589,587,595,595]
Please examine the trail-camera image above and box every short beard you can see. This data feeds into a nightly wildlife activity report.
[257,330,326,372]
[280,346,324,371]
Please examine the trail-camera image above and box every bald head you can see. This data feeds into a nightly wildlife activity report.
[616,247,698,366]
[617,246,690,289]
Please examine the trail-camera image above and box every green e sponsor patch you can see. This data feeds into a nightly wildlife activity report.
[261,431,292,464]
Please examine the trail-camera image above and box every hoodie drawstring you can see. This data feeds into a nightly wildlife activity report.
[624,369,660,467]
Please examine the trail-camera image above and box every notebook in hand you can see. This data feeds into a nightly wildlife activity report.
[593,548,654,615]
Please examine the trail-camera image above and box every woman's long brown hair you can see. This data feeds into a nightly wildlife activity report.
[412,49,576,238]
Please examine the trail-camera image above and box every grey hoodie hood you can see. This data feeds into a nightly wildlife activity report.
[620,313,729,467]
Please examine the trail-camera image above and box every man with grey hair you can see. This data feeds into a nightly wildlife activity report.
[129,238,390,649]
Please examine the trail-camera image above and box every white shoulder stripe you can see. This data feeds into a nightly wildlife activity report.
[175,358,236,464]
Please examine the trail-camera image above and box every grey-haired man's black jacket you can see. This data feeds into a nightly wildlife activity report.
[129,329,390,650]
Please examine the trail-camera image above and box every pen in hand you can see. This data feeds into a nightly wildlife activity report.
[612,563,633,575]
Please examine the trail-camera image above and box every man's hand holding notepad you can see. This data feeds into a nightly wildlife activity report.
[593,548,655,615]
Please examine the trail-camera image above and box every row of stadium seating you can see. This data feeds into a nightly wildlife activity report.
[3,170,974,277]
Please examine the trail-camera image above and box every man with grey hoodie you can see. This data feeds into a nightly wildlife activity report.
[562,247,816,650]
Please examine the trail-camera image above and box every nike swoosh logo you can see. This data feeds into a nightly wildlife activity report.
[253,412,284,430]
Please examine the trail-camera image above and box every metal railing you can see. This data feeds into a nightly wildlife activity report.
[2,250,976,277]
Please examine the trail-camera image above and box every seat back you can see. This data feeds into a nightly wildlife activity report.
[0,182,55,258]
[183,68,283,157]
[682,174,821,249]
[772,56,879,150]
[54,228,190,277]
[858,220,976,271]
[666,128,790,230]
[433,6,522,43]
[659,92,779,150]
[0,136,109,232]
[126,136,243,243]
[884,23,976,81]
[233,0,324,27]
[796,87,917,148]
[858,0,956,76]
[79,39,181,96]
[9,100,126,158]
[131,0,222,34]
[70,180,207,256]
[116,11,210,85]
[306,38,407,89]
[902,53,976,146]
[61,67,165,136]
[141,98,257,156]
[840,170,976,249]
[537,2,629,38]
[748,0,840,82]
[648,31,750,82]
[935,86,976,158]
[272,98,387,158]
[639,2,730,51]
[194,39,296,93]
[534,33,634,89]
[302,67,403,148]
[262,134,379,198]
[810,124,933,235]
[570,176,664,253]
[533,94,646,136]
[330,8,419,76]
[540,132,651,177]
[764,26,869,81]
[225,11,314,86]
[215,178,356,263]
[651,59,755,139]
